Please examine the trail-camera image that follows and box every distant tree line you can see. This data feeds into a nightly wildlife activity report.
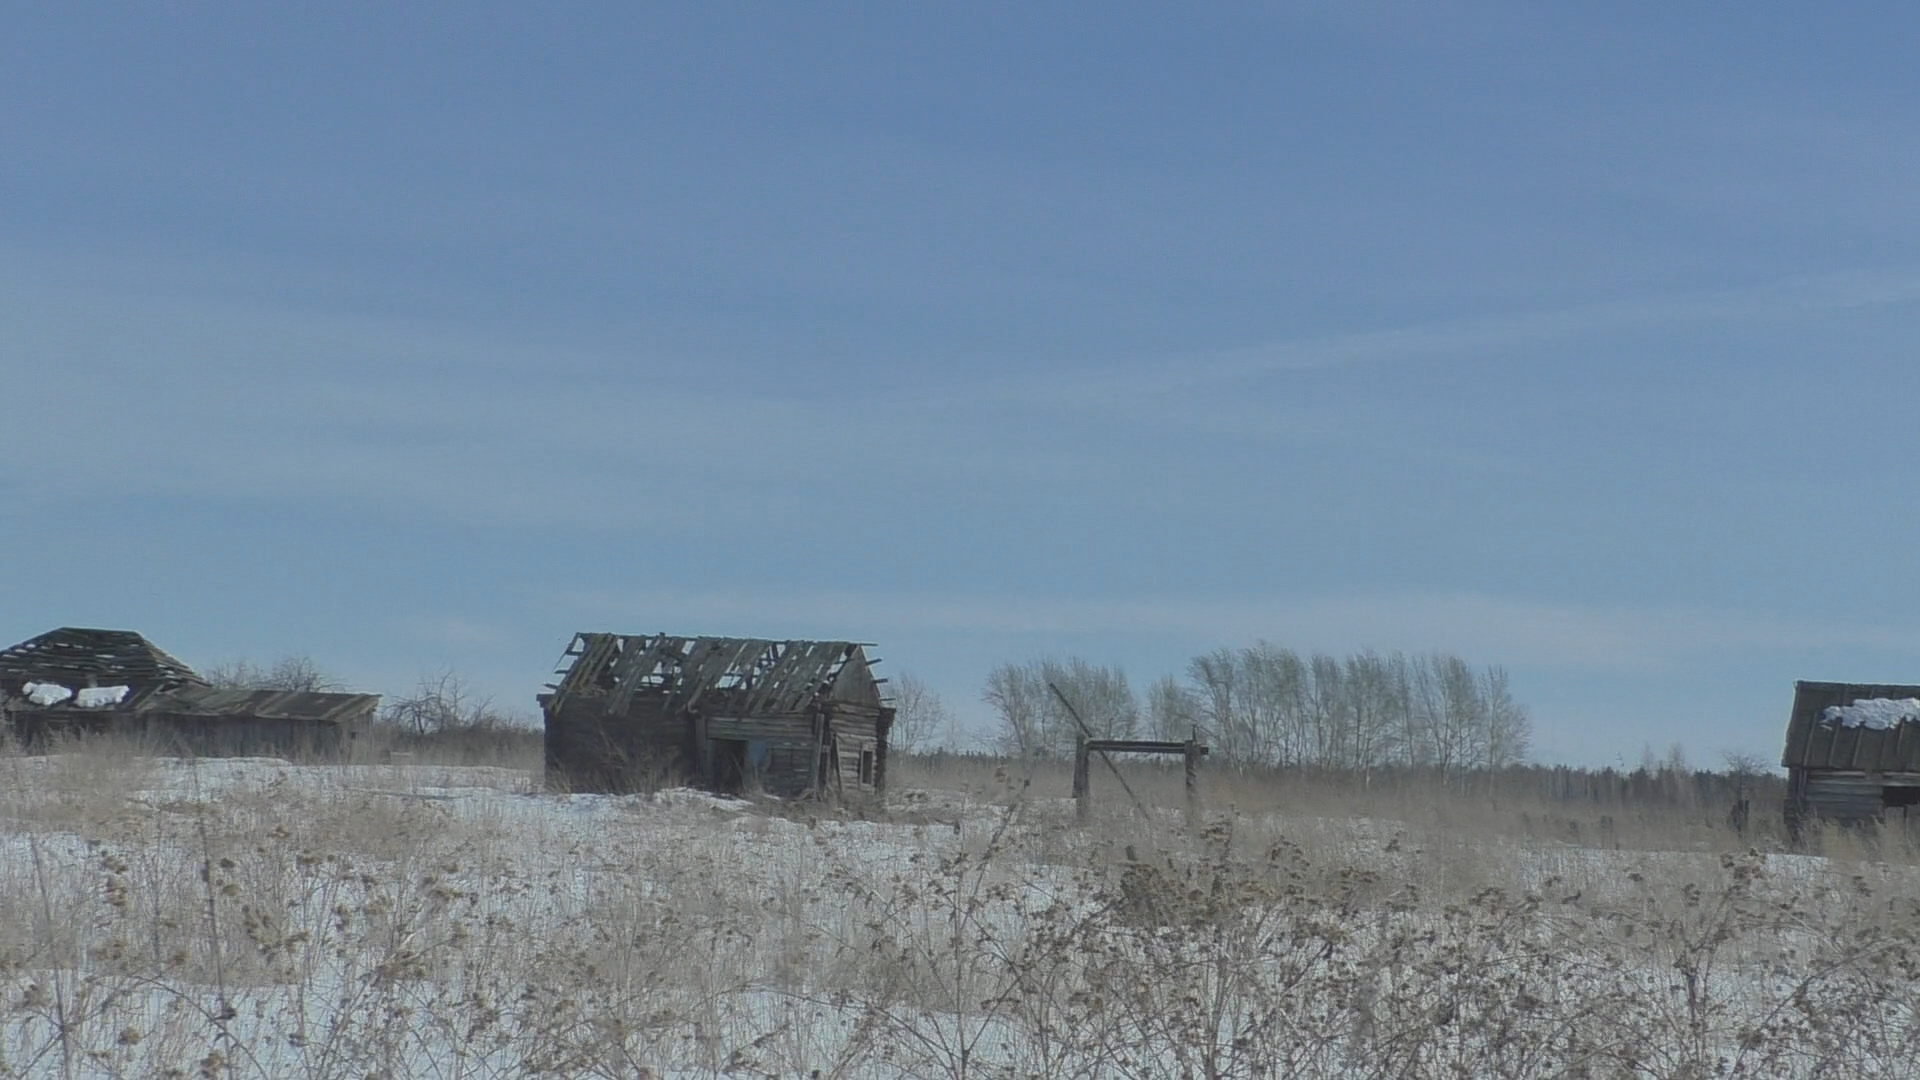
[982,643,1531,777]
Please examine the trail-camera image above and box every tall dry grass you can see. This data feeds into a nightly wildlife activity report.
[4,737,1920,1076]
[893,751,1799,855]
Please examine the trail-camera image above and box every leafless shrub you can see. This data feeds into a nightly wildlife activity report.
[203,655,345,693]
[885,672,957,756]
[382,669,510,735]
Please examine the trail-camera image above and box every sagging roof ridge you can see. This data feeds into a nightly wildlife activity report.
[548,631,881,716]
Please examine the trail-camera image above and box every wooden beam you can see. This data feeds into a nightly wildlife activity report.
[1083,740,1209,755]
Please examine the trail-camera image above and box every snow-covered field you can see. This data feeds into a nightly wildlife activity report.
[4,752,1920,1078]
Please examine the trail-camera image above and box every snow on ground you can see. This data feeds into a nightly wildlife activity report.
[2,755,1917,1078]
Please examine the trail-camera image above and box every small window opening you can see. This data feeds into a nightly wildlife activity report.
[1882,785,1920,809]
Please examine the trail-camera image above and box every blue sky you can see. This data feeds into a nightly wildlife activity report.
[5,3,1920,764]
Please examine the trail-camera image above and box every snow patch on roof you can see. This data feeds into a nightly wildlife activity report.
[1822,698,1920,730]
[22,682,73,706]
[75,685,130,708]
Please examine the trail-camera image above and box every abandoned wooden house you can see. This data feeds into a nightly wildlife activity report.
[540,632,894,798]
[0,627,379,756]
[1781,680,1920,822]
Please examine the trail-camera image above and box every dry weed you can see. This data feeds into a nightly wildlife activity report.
[7,743,1920,1077]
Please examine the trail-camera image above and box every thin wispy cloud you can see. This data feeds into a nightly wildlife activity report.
[954,269,1920,412]
[12,256,1920,533]
[2,254,1161,528]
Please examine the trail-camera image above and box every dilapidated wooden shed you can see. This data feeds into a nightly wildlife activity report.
[0,626,202,705]
[0,627,379,757]
[539,632,894,798]
[1781,680,1920,822]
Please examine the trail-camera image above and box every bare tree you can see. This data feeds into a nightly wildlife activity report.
[982,643,1534,775]
[887,672,955,755]
[1721,750,1770,781]
[1342,650,1400,781]
[382,670,507,735]
[1401,653,1446,771]
[1434,653,1486,784]
[984,662,1048,758]
[1146,675,1198,743]
[1478,665,1531,770]
[1048,656,1140,742]
[1305,653,1346,769]
[1242,642,1306,766]
[1186,648,1245,760]
[203,655,344,693]
[1187,642,1305,766]
[1721,750,1770,832]
[983,657,1139,759]
[1180,645,1530,776]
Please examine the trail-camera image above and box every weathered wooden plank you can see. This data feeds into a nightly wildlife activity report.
[607,635,686,716]
[553,633,619,699]
[706,715,815,743]
[1084,739,1209,755]
[740,643,812,716]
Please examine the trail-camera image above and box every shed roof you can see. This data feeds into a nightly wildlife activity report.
[0,627,206,693]
[547,632,881,717]
[153,685,380,725]
[1781,680,1920,771]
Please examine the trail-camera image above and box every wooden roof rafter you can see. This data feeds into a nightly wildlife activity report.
[0,627,207,692]
[546,632,880,717]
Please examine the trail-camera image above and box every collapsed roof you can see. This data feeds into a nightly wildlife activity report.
[547,633,883,717]
[0,627,205,695]
[1,627,377,727]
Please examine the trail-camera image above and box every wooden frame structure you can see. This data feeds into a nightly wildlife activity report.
[1072,736,1209,823]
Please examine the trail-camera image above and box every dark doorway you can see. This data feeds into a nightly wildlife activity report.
[712,738,748,793]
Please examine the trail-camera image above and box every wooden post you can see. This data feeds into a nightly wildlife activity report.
[875,707,894,797]
[1185,729,1201,826]
[1073,736,1091,823]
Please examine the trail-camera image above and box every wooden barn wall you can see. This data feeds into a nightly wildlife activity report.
[703,712,815,797]
[7,709,347,758]
[147,713,350,757]
[831,650,884,709]
[702,710,885,797]
[1803,771,1892,821]
[543,696,693,793]
[758,745,818,797]
[706,713,814,744]
[828,710,883,740]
